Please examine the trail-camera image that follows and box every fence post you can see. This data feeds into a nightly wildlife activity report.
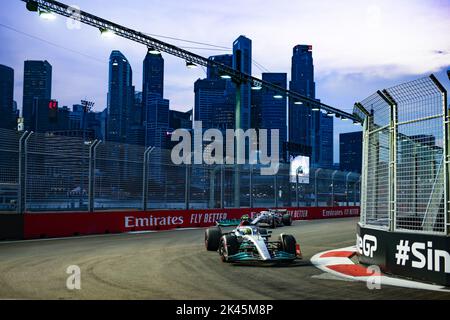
[185,163,190,210]
[209,165,222,208]
[314,168,321,207]
[354,177,360,206]
[220,164,224,209]
[429,75,449,235]
[274,172,278,208]
[142,147,154,211]
[88,140,100,213]
[184,152,192,210]
[17,131,30,214]
[331,170,337,206]
[361,119,370,225]
[296,170,299,208]
[209,168,215,209]
[249,165,253,208]
[345,172,352,207]
[378,90,397,232]
[22,132,33,213]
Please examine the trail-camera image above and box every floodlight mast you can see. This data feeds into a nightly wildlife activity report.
[21,0,359,122]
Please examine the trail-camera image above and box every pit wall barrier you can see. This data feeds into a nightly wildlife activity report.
[14,206,360,240]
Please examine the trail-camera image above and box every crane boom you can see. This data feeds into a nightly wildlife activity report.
[21,0,359,122]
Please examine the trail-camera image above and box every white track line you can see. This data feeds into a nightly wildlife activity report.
[0,227,205,245]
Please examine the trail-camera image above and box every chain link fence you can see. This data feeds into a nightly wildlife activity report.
[0,129,21,212]
[356,75,449,235]
[0,128,361,213]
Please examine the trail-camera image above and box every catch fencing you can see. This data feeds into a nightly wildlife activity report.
[355,75,449,235]
[0,128,360,213]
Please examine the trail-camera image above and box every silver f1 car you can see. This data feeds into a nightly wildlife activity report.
[251,209,292,228]
[216,209,293,229]
[205,224,302,263]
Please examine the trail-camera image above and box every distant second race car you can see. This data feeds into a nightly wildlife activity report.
[216,209,293,229]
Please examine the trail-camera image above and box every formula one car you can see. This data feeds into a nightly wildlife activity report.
[204,224,302,263]
[252,209,292,228]
[216,209,292,229]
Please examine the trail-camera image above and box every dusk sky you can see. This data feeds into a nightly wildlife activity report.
[1,0,449,162]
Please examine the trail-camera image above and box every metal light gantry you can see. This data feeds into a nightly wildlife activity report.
[21,0,360,123]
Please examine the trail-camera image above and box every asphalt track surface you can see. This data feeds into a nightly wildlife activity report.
[0,217,449,300]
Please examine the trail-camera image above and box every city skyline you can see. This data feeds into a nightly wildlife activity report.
[1,0,449,162]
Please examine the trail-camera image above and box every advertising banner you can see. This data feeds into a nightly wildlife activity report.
[23,206,360,239]
[357,224,450,286]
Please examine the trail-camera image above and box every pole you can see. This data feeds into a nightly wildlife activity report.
[142,147,154,211]
[79,100,94,210]
[314,168,321,207]
[185,153,191,210]
[274,173,278,208]
[220,164,224,209]
[296,167,300,208]
[23,132,33,213]
[88,140,99,212]
[234,84,241,208]
[17,131,29,214]
[249,164,253,208]
[331,170,338,206]
[345,172,352,207]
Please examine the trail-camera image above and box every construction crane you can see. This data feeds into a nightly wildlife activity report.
[21,0,359,123]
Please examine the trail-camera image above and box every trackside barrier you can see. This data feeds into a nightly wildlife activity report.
[22,206,360,239]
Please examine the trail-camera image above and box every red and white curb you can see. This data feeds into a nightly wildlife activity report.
[311,246,450,292]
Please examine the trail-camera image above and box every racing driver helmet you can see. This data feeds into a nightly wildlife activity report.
[240,215,251,226]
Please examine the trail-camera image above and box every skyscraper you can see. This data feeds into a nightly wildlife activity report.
[340,131,363,173]
[206,54,235,130]
[193,78,234,196]
[141,51,170,149]
[127,91,144,146]
[251,85,262,130]
[0,65,15,130]
[319,113,334,167]
[144,94,170,182]
[289,45,314,151]
[169,110,192,131]
[260,73,288,159]
[142,52,164,102]
[144,94,170,148]
[289,45,333,168]
[207,54,233,80]
[107,51,134,143]
[233,36,252,131]
[22,60,52,131]
[194,79,234,130]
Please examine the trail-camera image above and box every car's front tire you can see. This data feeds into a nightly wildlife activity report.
[279,234,297,255]
[205,227,222,251]
[270,217,276,229]
[219,235,239,262]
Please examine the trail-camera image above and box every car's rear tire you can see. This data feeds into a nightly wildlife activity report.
[279,234,297,255]
[282,214,292,226]
[205,227,222,251]
[219,235,239,262]
[270,217,276,229]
